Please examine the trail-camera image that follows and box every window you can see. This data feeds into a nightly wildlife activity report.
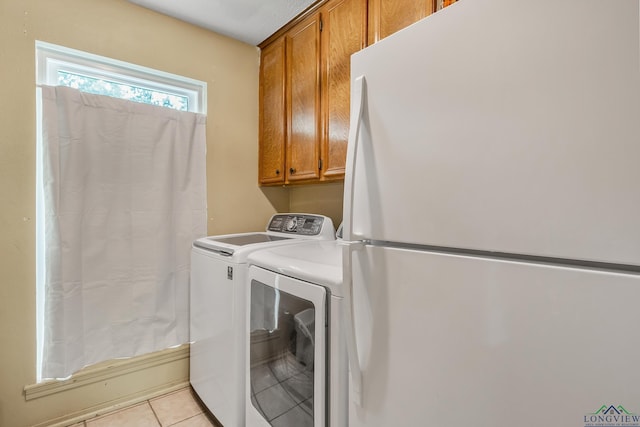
[35,41,207,381]
[56,70,190,111]
[36,41,206,113]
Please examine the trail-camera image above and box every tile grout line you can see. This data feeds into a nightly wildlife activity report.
[152,387,210,427]
[78,387,212,427]
[147,398,163,427]
[165,412,203,427]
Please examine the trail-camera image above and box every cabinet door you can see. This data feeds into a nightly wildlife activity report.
[321,0,367,180]
[286,15,322,183]
[259,38,286,185]
[368,0,435,44]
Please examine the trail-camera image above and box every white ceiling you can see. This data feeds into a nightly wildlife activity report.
[128,0,317,46]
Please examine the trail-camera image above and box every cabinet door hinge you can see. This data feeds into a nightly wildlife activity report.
[319,159,323,170]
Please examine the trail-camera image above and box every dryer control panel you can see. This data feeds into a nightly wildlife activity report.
[267,214,331,237]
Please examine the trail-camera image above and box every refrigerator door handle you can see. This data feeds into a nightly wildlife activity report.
[342,75,366,242]
[342,240,364,406]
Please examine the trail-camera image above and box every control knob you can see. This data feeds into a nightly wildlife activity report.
[285,216,298,232]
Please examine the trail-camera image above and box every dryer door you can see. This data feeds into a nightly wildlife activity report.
[247,265,327,427]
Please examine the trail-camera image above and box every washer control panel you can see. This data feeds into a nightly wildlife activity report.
[267,214,329,236]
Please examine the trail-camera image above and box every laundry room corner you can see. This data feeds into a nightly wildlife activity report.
[288,182,345,228]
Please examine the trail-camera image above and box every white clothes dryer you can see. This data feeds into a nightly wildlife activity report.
[190,214,335,427]
[245,240,347,427]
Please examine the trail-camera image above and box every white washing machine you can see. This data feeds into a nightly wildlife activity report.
[190,214,335,427]
[245,240,347,427]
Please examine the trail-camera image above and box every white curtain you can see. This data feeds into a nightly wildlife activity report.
[40,85,207,379]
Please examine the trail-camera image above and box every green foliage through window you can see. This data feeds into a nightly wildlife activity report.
[57,71,189,111]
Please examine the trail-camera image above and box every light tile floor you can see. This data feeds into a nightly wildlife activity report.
[67,387,221,427]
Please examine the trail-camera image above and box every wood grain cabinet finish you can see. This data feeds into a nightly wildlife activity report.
[321,0,367,180]
[258,0,366,186]
[286,14,322,183]
[368,0,435,44]
[259,37,286,184]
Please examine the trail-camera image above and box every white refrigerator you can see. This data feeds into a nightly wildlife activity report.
[341,1,640,426]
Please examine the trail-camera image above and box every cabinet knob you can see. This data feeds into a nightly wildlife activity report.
[275,169,280,175]
[289,167,296,174]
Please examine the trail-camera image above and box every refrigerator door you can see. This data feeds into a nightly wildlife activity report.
[344,0,640,265]
[348,244,640,426]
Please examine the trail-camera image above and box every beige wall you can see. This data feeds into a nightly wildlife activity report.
[289,183,344,229]
[0,0,290,425]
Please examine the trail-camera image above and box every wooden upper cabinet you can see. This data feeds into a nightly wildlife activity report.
[285,0,366,184]
[259,37,286,185]
[258,0,441,186]
[368,0,435,44]
[286,14,322,183]
[321,0,367,180]
[258,0,367,186]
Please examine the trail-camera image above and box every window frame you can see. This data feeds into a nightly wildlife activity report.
[35,41,207,114]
